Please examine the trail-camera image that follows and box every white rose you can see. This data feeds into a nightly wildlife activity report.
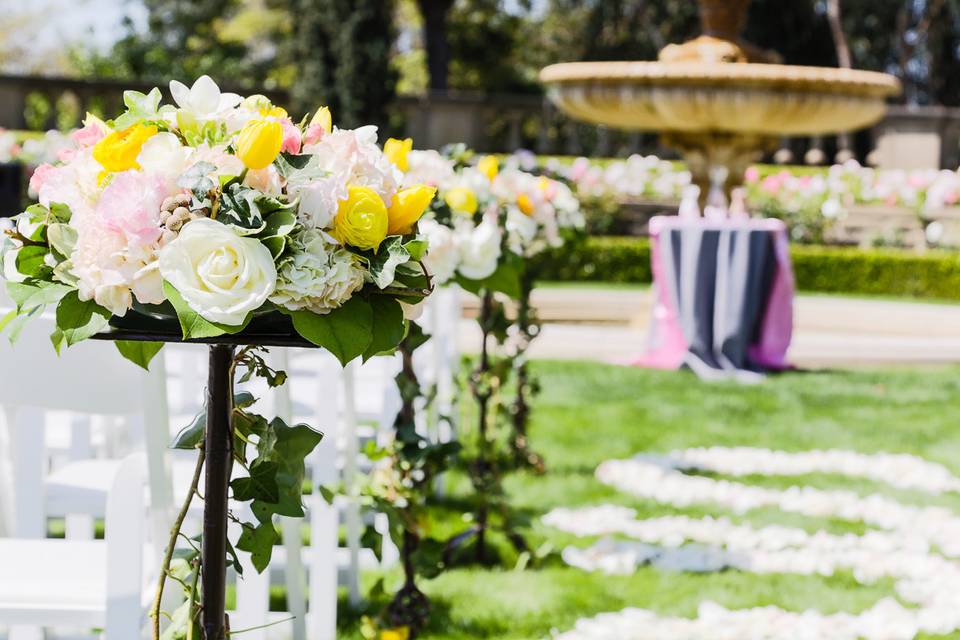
[420,219,460,284]
[458,218,501,281]
[158,218,276,325]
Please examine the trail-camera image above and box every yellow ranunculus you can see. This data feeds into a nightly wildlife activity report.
[517,193,535,216]
[334,185,389,252]
[311,106,333,134]
[388,185,437,235]
[380,627,410,640]
[236,119,284,170]
[92,123,158,173]
[444,187,478,216]
[477,155,499,182]
[384,137,413,172]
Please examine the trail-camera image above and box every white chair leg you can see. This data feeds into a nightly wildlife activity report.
[231,507,270,639]
[0,405,17,536]
[280,516,308,640]
[64,513,95,540]
[104,455,146,640]
[308,497,339,640]
[10,407,45,539]
[341,364,362,606]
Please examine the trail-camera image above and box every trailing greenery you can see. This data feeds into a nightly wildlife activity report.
[535,236,960,301]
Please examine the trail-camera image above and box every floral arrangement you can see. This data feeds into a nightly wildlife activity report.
[1,76,437,365]
[0,76,440,639]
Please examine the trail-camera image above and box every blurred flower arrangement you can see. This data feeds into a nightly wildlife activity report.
[507,150,960,245]
[359,143,584,638]
[0,76,439,639]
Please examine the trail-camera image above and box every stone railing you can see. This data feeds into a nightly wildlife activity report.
[1,74,958,170]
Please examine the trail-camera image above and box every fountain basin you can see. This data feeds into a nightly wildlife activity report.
[540,61,901,136]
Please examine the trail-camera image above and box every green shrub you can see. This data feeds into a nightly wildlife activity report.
[535,237,960,301]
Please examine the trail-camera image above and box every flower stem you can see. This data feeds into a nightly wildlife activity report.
[152,447,206,640]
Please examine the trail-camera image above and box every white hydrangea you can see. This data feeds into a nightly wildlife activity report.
[457,217,502,281]
[270,229,365,314]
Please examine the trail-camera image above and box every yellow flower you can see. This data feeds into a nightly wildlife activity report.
[384,138,413,172]
[311,106,333,134]
[538,175,552,192]
[444,187,478,215]
[388,185,436,235]
[478,155,499,182]
[380,627,410,640]
[92,123,158,173]
[334,185,389,252]
[236,119,284,170]
[517,193,535,216]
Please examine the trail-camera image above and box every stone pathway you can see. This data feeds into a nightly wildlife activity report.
[460,288,960,367]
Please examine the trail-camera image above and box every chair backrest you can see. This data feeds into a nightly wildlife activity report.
[0,313,147,415]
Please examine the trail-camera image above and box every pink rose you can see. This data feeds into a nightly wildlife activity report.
[28,163,56,195]
[303,124,326,146]
[280,118,302,154]
[71,122,106,148]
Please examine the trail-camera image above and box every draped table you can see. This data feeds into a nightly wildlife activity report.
[634,216,795,380]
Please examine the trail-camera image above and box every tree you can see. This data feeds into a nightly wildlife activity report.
[416,0,456,90]
[289,0,398,127]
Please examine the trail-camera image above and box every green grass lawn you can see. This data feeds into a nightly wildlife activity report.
[329,361,960,639]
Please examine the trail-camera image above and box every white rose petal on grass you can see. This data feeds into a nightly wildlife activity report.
[159,219,276,325]
[270,229,365,315]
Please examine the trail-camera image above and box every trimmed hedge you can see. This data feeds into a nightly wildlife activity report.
[536,236,960,301]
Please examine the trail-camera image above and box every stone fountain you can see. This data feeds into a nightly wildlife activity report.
[539,0,902,200]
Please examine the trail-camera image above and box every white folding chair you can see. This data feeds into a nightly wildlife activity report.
[0,453,149,639]
[0,314,174,560]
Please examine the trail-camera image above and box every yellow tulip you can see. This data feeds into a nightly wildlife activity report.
[384,137,413,172]
[380,627,410,640]
[92,123,158,173]
[444,187,478,216]
[517,193,535,216]
[334,185,389,252]
[236,119,284,170]
[388,185,436,235]
[311,106,333,134]
[477,155,499,182]
[243,94,287,118]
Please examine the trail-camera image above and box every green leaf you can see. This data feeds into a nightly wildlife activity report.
[366,236,410,289]
[15,246,49,278]
[363,296,405,361]
[457,258,523,300]
[171,411,205,449]
[0,309,17,335]
[114,340,164,370]
[231,460,280,503]
[55,291,111,348]
[48,202,72,223]
[47,224,77,258]
[403,238,429,261]
[261,235,287,259]
[288,296,373,365]
[162,281,251,340]
[260,209,297,239]
[7,280,71,312]
[236,521,279,574]
[216,183,267,235]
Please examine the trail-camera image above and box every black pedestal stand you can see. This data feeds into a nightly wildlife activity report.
[93,326,315,639]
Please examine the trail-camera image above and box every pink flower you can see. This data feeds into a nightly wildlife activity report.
[57,148,77,163]
[71,121,106,148]
[744,166,760,183]
[946,190,959,205]
[303,124,326,146]
[28,163,56,195]
[95,171,167,249]
[761,175,782,194]
[279,118,302,154]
